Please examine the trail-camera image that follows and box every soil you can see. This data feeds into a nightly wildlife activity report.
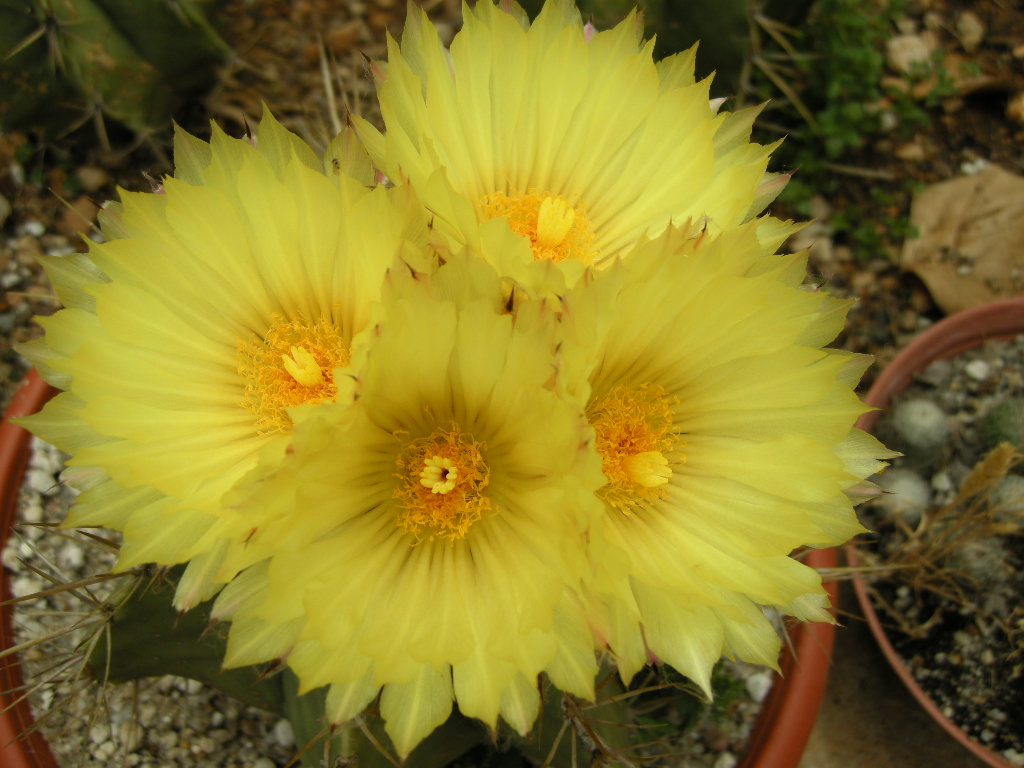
[858,336,1024,766]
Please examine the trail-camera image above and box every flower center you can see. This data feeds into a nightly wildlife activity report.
[237,315,348,434]
[479,190,596,264]
[587,383,680,514]
[394,425,491,541]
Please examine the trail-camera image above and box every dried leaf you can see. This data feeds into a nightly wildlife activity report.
[901,165,1024,314]
[955,442,1018,502]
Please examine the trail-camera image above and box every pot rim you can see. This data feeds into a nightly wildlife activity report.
[739,547,838,768]
[0,371,838,768]
[850,296,1024,768]
[0,370,59,768]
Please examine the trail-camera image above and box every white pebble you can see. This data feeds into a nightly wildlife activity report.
[58,542,85,570]
[138,702,158,727]
[90,740,116,761]
[11,576,42,598]
[273,718,295,747]
[930,471,954,493]
[744,671,774,703]
[26,468,57,495]
[21,220,45,237]
[1004,749,1024,767]
[155,730,179,749]
[965,359,991,380]
[119,720,144,752]
[28,441,58,473]
[21,498,43,524]
[713,753,738,768]
[88,722,110,744]
[251,758,276,768]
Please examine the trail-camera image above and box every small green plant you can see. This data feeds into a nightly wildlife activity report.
[743,0,936,262]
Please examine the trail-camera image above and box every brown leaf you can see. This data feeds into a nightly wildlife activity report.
[955,442,1018,502]
[901,164,1024,314]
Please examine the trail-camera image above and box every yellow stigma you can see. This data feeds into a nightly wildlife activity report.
[624,451,672,487]
[479,190,595,264]
[420,455,458,494]
[237,315,348,434]
[587,383,680,515]
[282,346,325,387]
[394,425,491,541]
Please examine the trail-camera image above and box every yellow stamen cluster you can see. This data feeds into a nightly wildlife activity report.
[237,315,348,434]
[588,382,680,514]
[479,190,596,264]
[394,425,491,541]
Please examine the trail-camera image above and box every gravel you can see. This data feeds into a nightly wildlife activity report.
[860,334,1024,765]
[4,438,296,768]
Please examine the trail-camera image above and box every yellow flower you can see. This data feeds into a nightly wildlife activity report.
[354,0,787,292]
[561,222,894,690]
[18,112,428,605]
[212,256,605,757]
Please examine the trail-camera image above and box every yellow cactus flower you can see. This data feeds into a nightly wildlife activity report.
[353,0,788,292]
[18,112,429,605]
[212,256,606,757]
[561,221,895,690]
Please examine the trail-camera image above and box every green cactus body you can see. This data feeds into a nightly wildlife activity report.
[981,397,1024,453]
[0,0,228,138]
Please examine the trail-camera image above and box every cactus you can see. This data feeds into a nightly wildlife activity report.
[0,0,229,140]
[882,397,951,467]
[981,397,1024,453]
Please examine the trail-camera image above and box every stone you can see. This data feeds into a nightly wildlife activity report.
[956,11,985,52]
[886,34,935,75]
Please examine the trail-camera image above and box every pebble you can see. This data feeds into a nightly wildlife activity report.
[964,359,991,381]
[91,741,117,761]
[89,722,110,744]
[58,541,86,569]
[712,754,738,768]
[930,471,953,493]
[273,718,295,747]
[886,33,935,74]
[956,11,985,52]
[251,759,276,768]
[25,468,58,495]
[20,220,45,237]
[120,720,144,752]
[744,671,774,704]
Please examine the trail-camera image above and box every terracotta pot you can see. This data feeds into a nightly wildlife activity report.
[739,547,838,768]
[0,370,59,768]
[850,297,1024,768]
[0,371,837,768]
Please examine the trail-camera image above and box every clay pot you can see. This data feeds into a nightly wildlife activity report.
[0,371,836,768]
[850,297,1024,768]
[0,370,59,768]
[740,547,838,768]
